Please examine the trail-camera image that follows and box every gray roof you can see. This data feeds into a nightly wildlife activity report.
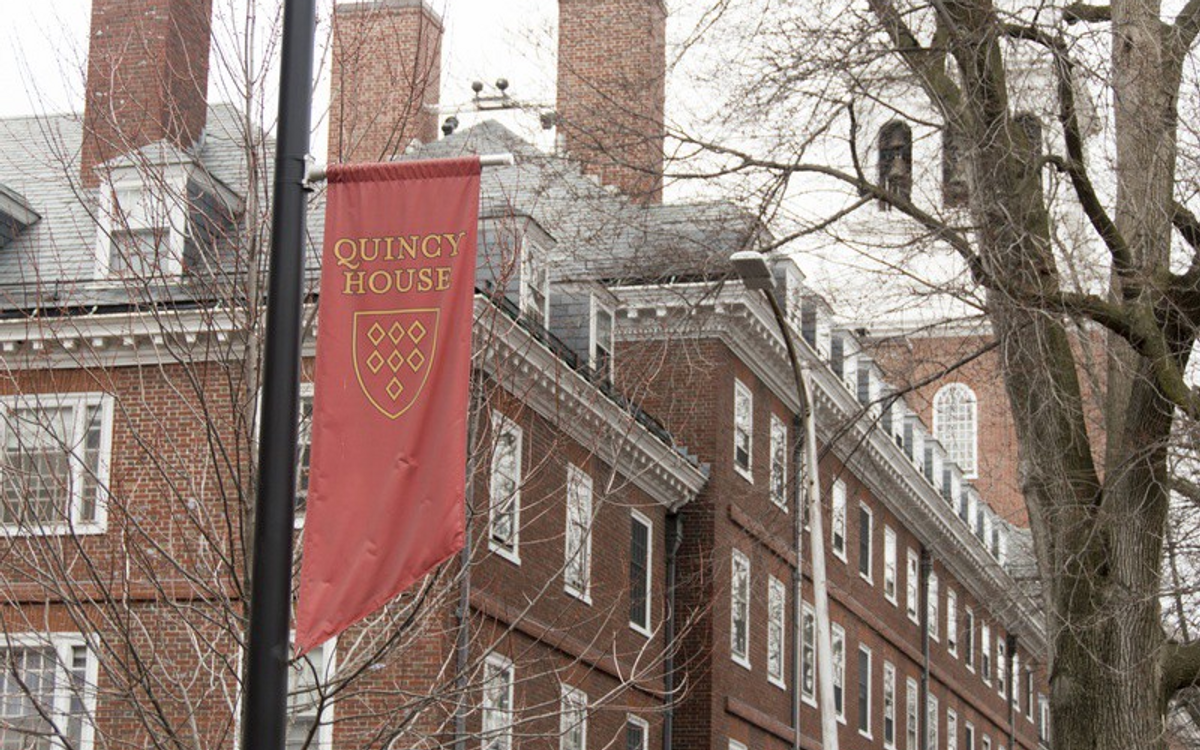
[0,112,758,311]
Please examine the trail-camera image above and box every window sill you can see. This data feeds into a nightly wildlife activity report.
[630,621,652,639]
[565,585,592,606]
[884,593,898,607]
[734,465,754,484]
[832,548,848,564]
[768,675,786,690]
[769,498,788,513]
[731,653,752,671]
[859,572,873,586]
[489,541,522,566]
[0,522,107,537]
[801,695,817,709]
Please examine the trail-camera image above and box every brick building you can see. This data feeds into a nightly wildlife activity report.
[0,1,1053,750]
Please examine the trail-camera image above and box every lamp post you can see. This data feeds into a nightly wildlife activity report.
[730,250,840,750]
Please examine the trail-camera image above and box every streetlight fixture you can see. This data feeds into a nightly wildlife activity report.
[729,250,840,750]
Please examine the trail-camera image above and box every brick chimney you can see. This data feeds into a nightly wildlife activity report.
[329,0,443,164]
[81,0,214,186]
[557,0,666,203]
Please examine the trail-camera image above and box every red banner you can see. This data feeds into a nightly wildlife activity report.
[296,157,481,654]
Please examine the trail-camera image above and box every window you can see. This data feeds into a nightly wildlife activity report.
[879,121,913,205]
[906,549,919,622]
[934,384,977,478]
[770,414,788,508]
[884,527,898,604]
[942,122,970,207]
[731,549,751,667]
[965,721,976,750]
[626,716,649,750]
[947,709,958,750]
[101,185,175,279]
[801,604,816,704]
[1014,114,1044,160]
[560,686,587,750]
[1012,652,1021,710]
[833,624,846,722]
[997,639,1007,698]
[590,296,615,382]
[296,387,315,522]
[0,634,95,750]
[0,393,113,534]
[768,576,787,687]
[734,379,753,479]
[729,741,748,750]
[883,662,897,748]
[859,503,874,582]
[965,609,975,671]
[489,413,523,562]
[858,645,872,737]
[287,640,336,750]
[982,736,992,750]
[1025,668,1035,721]
[927,693,939,750]
[981,624,992,684]
[630,512,653,634]
[832,480,847,560]
[482,653,515,750]
[947,590,958,656]
[564,465,593,601]
[928,571,939,642]
[520,242,549,326]
[1038,694,1050,743]
[905,677,919,750]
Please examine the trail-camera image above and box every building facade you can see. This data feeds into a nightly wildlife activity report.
[0,1,1054,750]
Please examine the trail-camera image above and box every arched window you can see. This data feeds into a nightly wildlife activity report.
[933,383,977,478]
[1013,113,1043,156]
[878,121,913,207]
[943,122,970,207]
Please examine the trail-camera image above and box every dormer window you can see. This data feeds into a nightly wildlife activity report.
[520,242,549,327]
[101,186,177,279]
[590,297,615,382]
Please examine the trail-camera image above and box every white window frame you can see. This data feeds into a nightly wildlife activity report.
[0,393,114,537]
[983,736,992,750]
[287,635,338,750]
[769,413,788,509]
[629,510,654,636]
[884,526,898,605]
[733,379,753,481]
[589,294,616,381]
[859,502,874,583]
[927,693,939,750]
[731,549,751,669]
[295,383,315,530]
[488,412,523,564]
[1026,667,1035,721]
[729,741,748,750]
[932,383,978,479]
[833,623,846,723]
[832,480,848,561]
[965,721,976,750]
[928,571,939,642]
[1012,651,1021,710]
[1038,694,1050,744]
[857,643,873,738]
[965,607,976,672]
[0,632,98,750]
[981,623,992,685]
[768,575,787,688]
[626,716,649,750]
[482,652,515,750]
[905,676,919,750]
[95,180,186,280]
[564,464,594,603]
[947,709,958,750]
[559,684,587,750]
[519,239,550,327]
[906,548,920,623]
[947,589,958,657]
[801,603,817,706]
[997,638,1007,699]
[883,661,897,749]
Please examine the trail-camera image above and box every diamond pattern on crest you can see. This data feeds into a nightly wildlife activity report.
[367,350,385,374]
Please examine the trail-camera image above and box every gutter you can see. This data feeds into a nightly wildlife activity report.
[663,512,683,750]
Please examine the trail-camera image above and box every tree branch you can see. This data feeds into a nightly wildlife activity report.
[1163,640,1200,697]
[864,0,962,113]
[1063,3,1112,23]
[1172,0,1200,54]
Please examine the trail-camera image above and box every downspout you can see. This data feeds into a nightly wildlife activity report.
[454,383,483,750]
[919,548,931,750]
[791,414,804,750]
[1007,633,1018,750]
[663,512,683,750]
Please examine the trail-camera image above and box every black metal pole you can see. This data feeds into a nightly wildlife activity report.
[242,0,316,747]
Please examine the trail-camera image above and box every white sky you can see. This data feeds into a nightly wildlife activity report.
[0,0,564,159]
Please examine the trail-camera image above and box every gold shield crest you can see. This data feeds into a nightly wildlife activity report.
[352,309,440,419]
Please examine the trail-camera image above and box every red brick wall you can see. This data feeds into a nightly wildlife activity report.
[329,0,443,164]
[557,0,666,203]
[81,0,214,186]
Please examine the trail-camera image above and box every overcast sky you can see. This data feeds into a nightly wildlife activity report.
[0,0,564,158]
